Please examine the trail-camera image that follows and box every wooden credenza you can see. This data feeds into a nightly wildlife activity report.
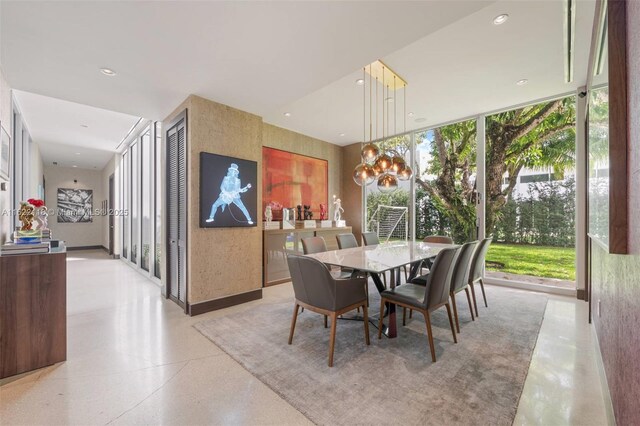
[263,226,352,286]
[0,251,67,379]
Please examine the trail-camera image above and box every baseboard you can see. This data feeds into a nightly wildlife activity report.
[66,245,105,251]
[591,325,617,425]
[577,288,587,301]
[189,289,262,316]
[484,277,576,297]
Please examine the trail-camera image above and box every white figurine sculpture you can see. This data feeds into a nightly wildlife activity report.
[282,208,289,221]
[333,197,344,222]
[265,205,273,222]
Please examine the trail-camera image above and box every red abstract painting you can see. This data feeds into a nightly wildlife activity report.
[262,147,328,220]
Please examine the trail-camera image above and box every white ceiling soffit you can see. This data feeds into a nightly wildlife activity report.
[265,0,596,145]
[13,90,140,170]
[1,1,492,123]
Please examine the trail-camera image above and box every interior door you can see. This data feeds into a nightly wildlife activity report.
[165,111,187,310]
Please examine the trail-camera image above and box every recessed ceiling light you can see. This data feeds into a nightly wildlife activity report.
[408,112,414,117]
[75,152,81,155]
[415,117,427,123]
[100,67,117,76]
[355,79,365,85]
[339,133,346,137]
[80,124,89,128]
[72,165,78,168]
[516,79,529,86]
[283,112,291,117]
[493,14,509,25]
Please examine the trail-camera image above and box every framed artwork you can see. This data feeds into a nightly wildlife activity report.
[57,188,93,223]
[1,125,10,181]
[262,147,328,220]
[200,152,258,228]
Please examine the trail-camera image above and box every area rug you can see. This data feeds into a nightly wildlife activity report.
[194,285,547,425]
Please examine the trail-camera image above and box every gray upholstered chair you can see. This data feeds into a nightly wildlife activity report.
[336,233,358,249]
[468,237,492,316]
[361,232,380,246]
[301,236,327,254]
[448,241,478,333]
[421,235,455,272]
[287,254,369,367]
[378,246,460,362]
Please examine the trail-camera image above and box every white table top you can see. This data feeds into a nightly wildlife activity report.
[303,241,458,273]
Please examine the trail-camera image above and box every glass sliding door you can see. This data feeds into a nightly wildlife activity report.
[141,128,151,271]
[154,122,162,279]
[483,96,577,287]
[122,151,129,260]
[414,119,477,244]
[130,141,139,264]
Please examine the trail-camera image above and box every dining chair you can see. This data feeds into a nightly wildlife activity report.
[377,246,460,362]
[287,254,369,367]
[361,232,380,246]
[467,237,492,317]
[447,241,478,333]
[336,233,358,249]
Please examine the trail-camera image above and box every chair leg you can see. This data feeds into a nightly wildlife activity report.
[445,303,457,343]
[301,307,304,313]
[410,309,413,319]
[403,307,407,326]
[288,303,299,344]
[423,311,437,362]
[479,278,488,307]
[362,303,370,345]
[377,299,385,339]
[328,312,337,367]
[357,306,360,313]
[324,315,328,328]
[469,281,479,317]
[450,292,460,333]
[464,287,475,321]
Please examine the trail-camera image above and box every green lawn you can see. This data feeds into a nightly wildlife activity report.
[486,243,575,281]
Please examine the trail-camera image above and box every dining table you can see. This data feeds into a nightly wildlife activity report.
[303,240,458,338]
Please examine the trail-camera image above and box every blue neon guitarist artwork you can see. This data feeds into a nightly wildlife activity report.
[200,152,257,228]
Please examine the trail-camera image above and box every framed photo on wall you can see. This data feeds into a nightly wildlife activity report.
[57,188,93,223]
[200,152,257,228]
[0,124,10,181]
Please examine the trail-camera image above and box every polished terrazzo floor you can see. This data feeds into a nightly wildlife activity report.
[0,250,609,425]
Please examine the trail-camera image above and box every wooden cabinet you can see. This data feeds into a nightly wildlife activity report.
[1,252,67,379]
[263,226,352,286]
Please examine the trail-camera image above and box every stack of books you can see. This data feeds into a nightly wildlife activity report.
[41,229,52,241]
[1,242,50,256]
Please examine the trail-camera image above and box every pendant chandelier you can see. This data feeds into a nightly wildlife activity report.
[353,60,413,192]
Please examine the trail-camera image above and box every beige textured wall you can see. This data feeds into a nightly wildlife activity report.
[165,95,263,305]
[340,143,363,241]
[262,123,342,214]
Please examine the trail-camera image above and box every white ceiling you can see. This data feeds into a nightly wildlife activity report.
[13,91,140,169]
[265,0,596,144]
[1,0,595,159]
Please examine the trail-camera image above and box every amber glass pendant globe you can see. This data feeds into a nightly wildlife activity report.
[361,143,380,163]
[353,163,375,186]
[398,165,413,181]
[377,173,398,193]
[371,162,384,177]
[390,156,406,174]
[374,153,392,172]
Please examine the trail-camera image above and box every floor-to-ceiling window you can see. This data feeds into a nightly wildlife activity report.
[414,119,478,244]
[120,122,163,283]
[484,96,576,288]
[362,94,578,292]
[141,128,151,271]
